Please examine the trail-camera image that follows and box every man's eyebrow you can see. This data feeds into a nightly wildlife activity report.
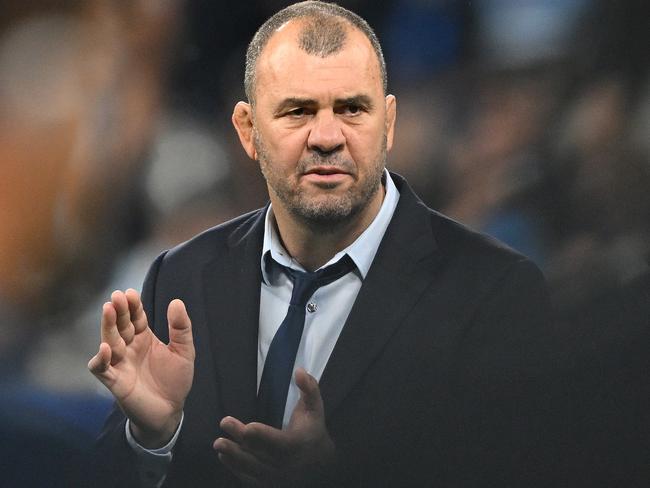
[335,95,374,109]
[273,97,318,115]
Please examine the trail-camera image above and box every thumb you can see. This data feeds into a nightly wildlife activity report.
[167,299,195,360]
[294,368,324,415]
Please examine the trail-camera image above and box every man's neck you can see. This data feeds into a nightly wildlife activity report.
[272,187,385,272]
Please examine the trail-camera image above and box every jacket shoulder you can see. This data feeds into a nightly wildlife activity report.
[426,208,543,282]
[433,209,528,259]
[161,206,266,267]
[390,172,537,275]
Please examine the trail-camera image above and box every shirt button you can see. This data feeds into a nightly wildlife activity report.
[306,302,317,313]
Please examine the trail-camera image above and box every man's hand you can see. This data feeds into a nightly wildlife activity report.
[88,289,195,448]
[213,369,336,487]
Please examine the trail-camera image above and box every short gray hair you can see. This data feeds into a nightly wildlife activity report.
[244,1,387,104]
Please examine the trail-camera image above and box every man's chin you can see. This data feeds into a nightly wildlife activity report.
[290,197,355,228]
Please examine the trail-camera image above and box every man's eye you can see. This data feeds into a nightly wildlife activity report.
[347,105,360,114]
[287,108,306,117]
[339,104,363,116]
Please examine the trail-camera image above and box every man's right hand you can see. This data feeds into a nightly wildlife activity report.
[88,289,195,448]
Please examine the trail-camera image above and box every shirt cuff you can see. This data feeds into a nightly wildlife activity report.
[125,412,184,487]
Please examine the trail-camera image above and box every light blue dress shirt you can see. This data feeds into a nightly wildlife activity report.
[259,170,400,427]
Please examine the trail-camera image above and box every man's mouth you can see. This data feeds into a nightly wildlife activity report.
[305,166,348,176]
[302,167,351,185]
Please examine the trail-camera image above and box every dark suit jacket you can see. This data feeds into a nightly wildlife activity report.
[565,269,650,488]
[95,174,566,487]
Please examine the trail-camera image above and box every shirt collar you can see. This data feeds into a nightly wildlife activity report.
[260,170,400,284]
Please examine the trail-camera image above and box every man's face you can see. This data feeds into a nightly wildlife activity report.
[237,21,396,229]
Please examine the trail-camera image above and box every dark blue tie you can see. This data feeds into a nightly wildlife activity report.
[257,254,356,428]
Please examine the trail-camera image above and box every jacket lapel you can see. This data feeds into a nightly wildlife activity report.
[319,175,443,418]
[202,209,266,424]
[199,176,442,424]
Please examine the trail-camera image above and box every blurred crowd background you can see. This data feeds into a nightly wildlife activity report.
[0,0,648,485]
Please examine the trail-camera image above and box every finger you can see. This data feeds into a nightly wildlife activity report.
[214,437,274,480]
[87,342,112,375]
[111,290,135,345]
[221,418,284,467]
[167,299,195,361]
[125,288,148,334]
[100,302,123,349]
[294,368,324,414]
[220,416,247,444]
[240,422,289,466]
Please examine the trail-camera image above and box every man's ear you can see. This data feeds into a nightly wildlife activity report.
[232,101,257,160]
[385,94,397,152]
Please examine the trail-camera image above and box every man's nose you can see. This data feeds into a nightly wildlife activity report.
[307,111,345,156]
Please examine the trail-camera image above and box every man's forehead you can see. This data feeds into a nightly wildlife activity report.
[261,18,358,62]
[255,20,381,96]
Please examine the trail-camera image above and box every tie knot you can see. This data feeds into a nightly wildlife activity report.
[285,254,355,307]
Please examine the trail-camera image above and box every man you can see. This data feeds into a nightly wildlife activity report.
[90,2,564,486]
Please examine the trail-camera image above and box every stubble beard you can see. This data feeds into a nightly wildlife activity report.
[254,130,386,233]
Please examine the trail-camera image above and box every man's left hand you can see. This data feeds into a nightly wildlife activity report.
[213,369,336,487]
